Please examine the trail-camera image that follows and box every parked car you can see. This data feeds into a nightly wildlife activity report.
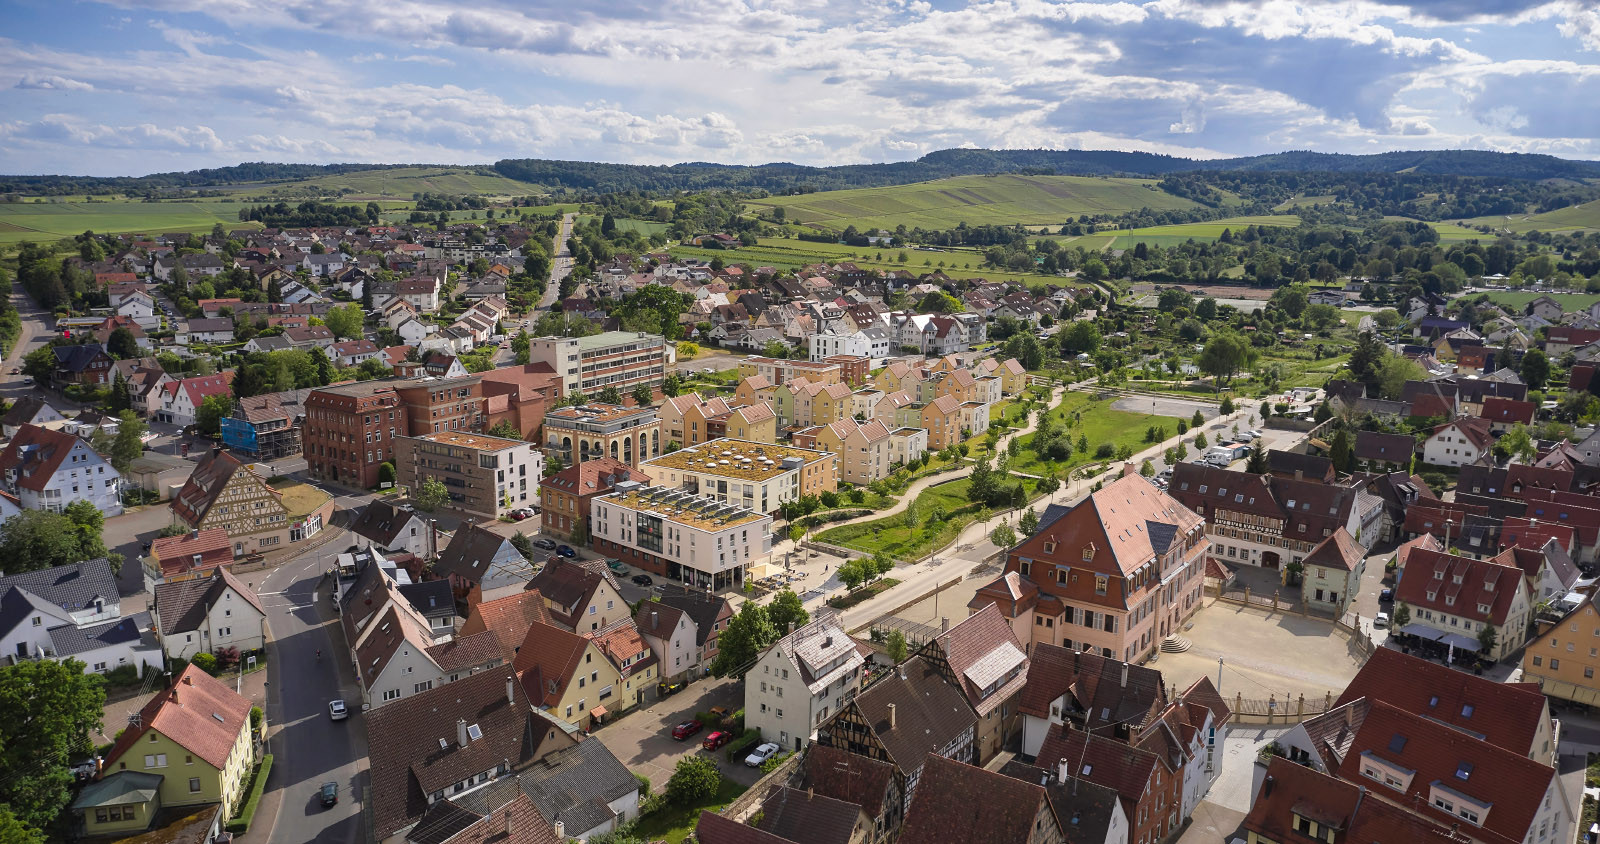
[556,545,576,558]
[510,510,529,521]
[632,574,654,586]
[708,706,730,720]
[1379,587,1393,603]
[607,560,628,574]
[328,700,348,721]
[533,538,557,550]
[672,720,703,741]
[745,742,780,767]
[319,781,339,807]
[1244,429,1264,439]
[702,731,732,751]
[1373,611,1390,629]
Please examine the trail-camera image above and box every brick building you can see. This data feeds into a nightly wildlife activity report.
[303,381,405,489]
[538,458,647,542]
[393,375,483,436]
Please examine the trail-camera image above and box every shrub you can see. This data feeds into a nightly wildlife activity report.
[665,756,720,805]
[1094,442,1116,459]
[191,652,218,675]
[250,707,263,730]
[224,754,273,833]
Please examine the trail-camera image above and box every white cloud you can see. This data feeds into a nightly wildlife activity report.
[13,73,92,91]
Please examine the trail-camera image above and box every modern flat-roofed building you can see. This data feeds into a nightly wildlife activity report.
[590,482,774,592]
[542,403,662,469]
[641,437,837,515]
[393,431,543,521]
[529,331,667,396]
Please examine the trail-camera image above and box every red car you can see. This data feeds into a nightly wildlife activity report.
[671,720,703,741]
[702,730,731,750]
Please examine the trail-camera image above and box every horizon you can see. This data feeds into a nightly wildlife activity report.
[4,0,1600,177]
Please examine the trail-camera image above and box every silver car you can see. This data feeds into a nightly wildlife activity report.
[745,742,780,767]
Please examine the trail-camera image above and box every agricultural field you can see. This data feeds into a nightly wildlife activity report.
[1472,290,1600,311]
[1463,200,1600,234]
[1272,194,1339,210]
[576,215,670,235]
[667,236,1077,290]
[1089,215,1300,249]
[209,166,543,200]
[0,199,263,244]
[745,174,1203,233]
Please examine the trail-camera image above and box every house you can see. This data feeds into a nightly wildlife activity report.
[926,604,1029,764]
[0,558,158,674]
[1300,527,1365,615]
[1527,295,1565,322]
[748,614,866,751]
[156,372,235,426]
[348,499,437,559]
[177,317,234,346]
[171,449,329,557]
[794,419,895,485]
[919,395,964,450]
[1524,585,1600,705]
[523,558,628,633]
[996,760,1128,844]
[52,343,115,385]
[730,784,873,844]
[1421,417,1493,468]
[1035,723,1181,844]
[67,770,172,839]
[219,390,305,459]
[800,745,903,843]
[1,396,65,438]
[815,655,976,821]
[1243,757,1471,844]
[1354,430,1416,471]
[364,669,583,843]
[283,325,336,349]
[459,590,558,663]
[0,423,123,516]
[151,567,266,662]
[583,618,658,710]
[634,602,698,683]
[654,585,734,673]
[898,754,1064,844]
[1394,547,1530,662]
[1014,643,1167,759]
[1479,396,1535,432]
[330,339,380,367]
[538,458,646,543]
[514,620,625,731]
[96,665,254,819]
[432,523,537,608]
[147,527,233,583]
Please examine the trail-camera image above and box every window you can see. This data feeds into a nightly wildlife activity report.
[189,777,202,793]
[1552,659,1561,670]
[383,689,401,701]
[143,754,167,768]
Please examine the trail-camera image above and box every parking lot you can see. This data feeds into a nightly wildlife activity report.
[593,675,769,793]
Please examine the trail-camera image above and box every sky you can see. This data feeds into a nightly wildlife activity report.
[3,0,1600,176]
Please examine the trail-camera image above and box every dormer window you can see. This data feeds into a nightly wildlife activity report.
[1081,545,1095,562]
[1043,542,1056,554]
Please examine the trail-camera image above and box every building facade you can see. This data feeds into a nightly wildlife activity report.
[590,482,773,592]
[303,381,405,489]
[529,331,668,396]
[543,403,663,469]
[0,423,123,516]
[393,431,543,521]
[641,438,837,515]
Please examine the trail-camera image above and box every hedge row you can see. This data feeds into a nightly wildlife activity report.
[224,754,273,834]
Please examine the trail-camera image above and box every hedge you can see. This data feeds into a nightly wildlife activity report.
[725,731,764,762]
[224,754,273,834]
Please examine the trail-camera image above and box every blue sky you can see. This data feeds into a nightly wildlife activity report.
[3,0,1600,175]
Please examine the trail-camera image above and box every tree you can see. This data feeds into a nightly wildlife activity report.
[486,419,522,440]
[885,629,909,663]
[1477,622,1498,658]
[0,807,42,844]
[0,511,88,574]
[1329,428,1353,473]
[107,372,133,413]
[20,346,55,383]
[571,516,589,545]
[710,601,777,677]
[513,330,531,366]
[1140,459,1155,477]
[414,477,449,511]
[323,302,365,339]
[676,342,700,360]
[1195,432,1208,449]
[195,393,232,436]
[1019,506,1039,537]
[1392,601,1411,629]
[509,531,533,558]
[767,589,809,635]
[1220,396,1235,414]
[598,386,623,405]
[1521,349,1550,391]
[1247,447,1269,474]
[378,461,396,487]
[990,522,1017,549]
[109,410,147,475]
[665,756,721,805]
[663,373,682,397]
[633,383,654,407]
[106,327,140,359]
[0,659,106,832]
[1198,332,1254,386]
[837,559,868,591]
[1494,423,1536,464]
[1375,354,1425,401]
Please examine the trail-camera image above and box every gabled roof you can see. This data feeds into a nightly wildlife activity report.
[1035,723,1161,814]
[695,811,794,844]
[755,785,866,844]
[171,449,280,528]
[153,567,265,636]
[835,655,975,773]
[1302,527,1363,573]
[1014,472,1203,578]
[0,424,100,492]
[355,604,439,691]
[800,744,896,820]
[1246,757,1469,844]
[513,621,593,708]
[461,591,558,661]
[522,560,610,628]
[52,343,110,372]
[433,524,524,586]
[934,603,1028,716]
[0,558,119,616]
[102,664,251,771]
[349,499,426,549]
[538,457,645,498]
[1015,643,1165,731]
[1334,647,1547,756]
[1394,547,1526,626]
[653,586,733,648]
[899,754,1052,844]
[1354,430,1416,462]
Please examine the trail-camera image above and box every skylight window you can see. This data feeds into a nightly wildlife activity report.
[1388,734,1408,754]
[1460,704,1474,718]
[1455,762,1473,781]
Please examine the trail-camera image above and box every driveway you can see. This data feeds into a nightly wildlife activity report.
[593,676,767,793]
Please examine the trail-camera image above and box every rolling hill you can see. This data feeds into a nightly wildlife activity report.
[1465,199,1600,233]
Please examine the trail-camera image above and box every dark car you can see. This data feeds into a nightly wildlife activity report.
[632,574,654,586]
[533,538,557,551]
[319,782,338,807]
[702,730,732,751]
[556,545,576,558]
[671,720,703,741]
[1379,587,1394,603]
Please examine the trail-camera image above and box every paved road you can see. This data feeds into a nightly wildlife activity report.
[541,213,575,309]
[2,287,54,406]
[251,530,369,844]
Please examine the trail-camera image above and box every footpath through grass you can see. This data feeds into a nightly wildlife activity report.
[817,475,1045,560]
[1006,391,1183,477]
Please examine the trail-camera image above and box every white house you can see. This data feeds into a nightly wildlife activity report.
[0,424,123,516]
[114,291,161,331]
[151,567,267,662]
[1421,416,1493,468]
[330,339,381,368]
[0,559,159,674]
[635,603,699,681]
[156,373,234,427]
[745,615,864,750]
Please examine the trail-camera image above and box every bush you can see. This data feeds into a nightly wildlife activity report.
[1094,442,1116,458]
[250,707,263,730]
[665,756,720,805]
[224,754,273,833]
[191,652,218,675]
[103,664,141,688]
[726,731,764,761]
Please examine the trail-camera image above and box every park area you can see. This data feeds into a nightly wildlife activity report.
[1005,390,1185,477]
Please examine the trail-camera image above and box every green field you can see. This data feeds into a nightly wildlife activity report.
[668,236,1076,289]
[746,174,1202,233]
[1093,215,1300,248]
[0,199,264,244]
[1465,200,1600,234]
[1273,194,1338,210]
[577,215,670,235]
[210,166,542,200]
[1474,290,1600,311]
[1007,391,1183,477]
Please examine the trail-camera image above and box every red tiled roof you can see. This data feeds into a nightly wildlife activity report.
[460,590,557,661]
[513,621,591,708]
[1302,527,1363,573]
[1246,757,1468,844]
[899,754,1052,844]
[1035,723,1161,813]
[934,604,1029,716]
[1393,548,1526,627]
[0,424,90,492]
[102,664,250,771]
[1334,648,1547,757]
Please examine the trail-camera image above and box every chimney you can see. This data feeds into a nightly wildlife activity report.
[504,809,513,837]
[887,703,897,730]
[788,621,795,636]
[1262,775,1274,797]
[1294,469,1303,481]
[941,617,950,633]
[651,610,658,629]
[182,674,193,686]
[1345,703,1354,728]
[554,821,565,839]
[1120,663,1128,689]
[1057,757,1069,784]
[507,676,516,707]
[457,718,469,748]
[807,787,814,800]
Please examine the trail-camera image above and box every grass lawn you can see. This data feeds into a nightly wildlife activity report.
[0,199,266,244]
[744,174,1200,233]
[631,777,748,844]
[1473,290,1600,311]
[1007,391,1184,477]
[817,475,1044,560]
[1464,199,1600,234]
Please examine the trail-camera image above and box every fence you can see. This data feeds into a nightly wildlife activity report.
[1229,690,1336,724]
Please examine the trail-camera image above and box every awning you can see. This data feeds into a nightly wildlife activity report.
[590,706,607,719]
[1397,624,1479,653]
